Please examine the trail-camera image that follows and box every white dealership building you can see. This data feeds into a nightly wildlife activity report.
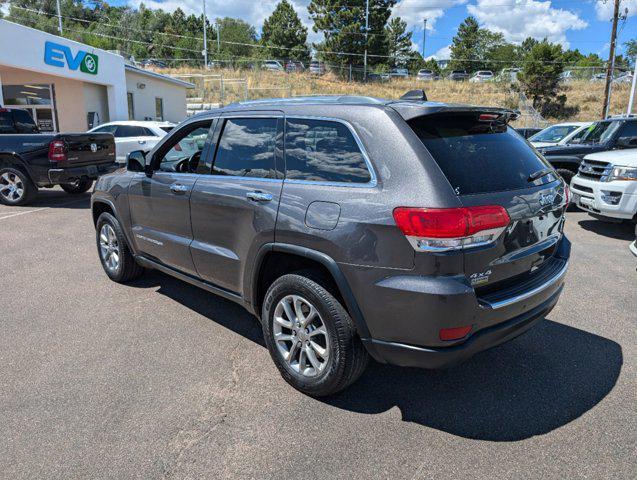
[0,20,193,132]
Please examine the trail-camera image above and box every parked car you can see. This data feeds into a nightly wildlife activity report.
[559,70,575,83]
[590,73,607,83]
[536,117,637,185]
[613,71,634,84]
[262,60,284,72]
[367,72,389,82]
[496,68,521,82]
[416,69,437,81]
[285,61,305,73]
[139,59,168,69]
[529,122,593,148]
[92,93,570,396]
[89,121,175,164]
[469,71,494,82]
[448,70,470,81]
[0,107,116,206]
[309,60,325,75]
[389,68,409,78]
[516,127,543,139]
[570,149,637,222]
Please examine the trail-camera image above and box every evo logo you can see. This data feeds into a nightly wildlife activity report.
[44,41,99,75]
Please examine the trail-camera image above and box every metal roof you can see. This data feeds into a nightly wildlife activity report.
[124,65,195,89]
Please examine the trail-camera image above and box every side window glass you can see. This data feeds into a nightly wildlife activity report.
[285,119,372,183]
[115,125,144,138]
[212,118,278,178]
[93,125,118,134]
[618,122,637,139]
[158,122,212,173]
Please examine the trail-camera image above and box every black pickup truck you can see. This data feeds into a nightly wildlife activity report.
[0,108,117,206]
[535,116,637,184]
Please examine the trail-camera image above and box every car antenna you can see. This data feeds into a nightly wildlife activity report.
[400,89,428,102]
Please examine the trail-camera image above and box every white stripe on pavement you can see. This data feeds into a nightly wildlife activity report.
[0,198,88,221]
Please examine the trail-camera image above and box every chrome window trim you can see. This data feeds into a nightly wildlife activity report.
[481,260,569,310]
[283,116,378,188]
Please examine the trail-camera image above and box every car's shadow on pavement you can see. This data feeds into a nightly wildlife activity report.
[132,271,622,443]
[578,218,635,241]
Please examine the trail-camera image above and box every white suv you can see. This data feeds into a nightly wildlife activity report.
[570,149,637,221]
[89,121,175,164]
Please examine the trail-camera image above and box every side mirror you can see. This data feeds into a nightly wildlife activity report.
[616,136,637,148]
[126,150,146,172]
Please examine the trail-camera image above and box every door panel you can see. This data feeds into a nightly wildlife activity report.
[190,177,283,293]
[128,172,199,275]
[189,116,283,294]
[127,119,216,275]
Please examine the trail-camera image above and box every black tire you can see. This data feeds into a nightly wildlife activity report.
[555,168,575,186]
[61,178,93,194]
[0,167,37,206]
[262,273,369,397]
[95,212,144,283]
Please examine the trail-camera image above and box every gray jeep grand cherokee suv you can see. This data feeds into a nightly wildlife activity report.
[91,94,570,396]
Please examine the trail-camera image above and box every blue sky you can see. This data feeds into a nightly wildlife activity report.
[100,0,637,59]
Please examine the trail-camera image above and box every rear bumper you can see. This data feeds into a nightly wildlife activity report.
[47,162,118,185]
[363,285,562,369]
[346,236,571,369]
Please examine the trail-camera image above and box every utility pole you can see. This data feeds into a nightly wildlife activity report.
[56,0,63,35]
[216,20,221,53]
[363,0,369,81]
[202,0,208,69]
[422,19,427,59]
[602,0,620,118]
[627,58,637,116]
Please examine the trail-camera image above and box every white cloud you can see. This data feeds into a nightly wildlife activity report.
[393,0,467,32]
[467,0,588,48]
[128,0,316,39]
[427,44,452,60]
[595,0,637,20]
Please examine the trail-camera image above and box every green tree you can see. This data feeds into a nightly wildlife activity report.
[309,0,397,71]
[261,0,309,61]
[449,16,506,72]
[624,39,637,65]
[215,17,257,63]
[385,16,412,67]
[518,40,577,119]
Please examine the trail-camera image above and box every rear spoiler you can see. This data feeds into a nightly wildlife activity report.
[390,91,519,123]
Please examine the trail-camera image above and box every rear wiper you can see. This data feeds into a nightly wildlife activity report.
[528,168,553,182]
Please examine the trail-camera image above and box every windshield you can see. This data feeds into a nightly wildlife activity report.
[530,125,580,143]
[579,121,621,144]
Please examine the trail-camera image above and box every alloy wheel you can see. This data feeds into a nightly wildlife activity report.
[99,224,120,272]
[273,294,330,377]
[0,172,25,203]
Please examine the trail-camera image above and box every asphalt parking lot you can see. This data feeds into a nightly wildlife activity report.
[0,188,635,479]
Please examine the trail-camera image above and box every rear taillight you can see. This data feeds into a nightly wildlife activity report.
[393,206,510,252]
[439,325,472,341]
[48,140,67,162]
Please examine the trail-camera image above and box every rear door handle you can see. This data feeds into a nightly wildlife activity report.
[170,183,190,194]
[246,191,273,202]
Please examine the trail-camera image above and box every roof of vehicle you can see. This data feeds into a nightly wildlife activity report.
[584,149,637,164]
[544,121,592,127]
[199,95,516,122]
[91,120,175,128]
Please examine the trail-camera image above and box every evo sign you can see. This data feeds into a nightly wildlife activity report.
[44,41,99,75]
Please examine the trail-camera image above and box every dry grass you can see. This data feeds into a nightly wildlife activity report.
[161,67,632,123]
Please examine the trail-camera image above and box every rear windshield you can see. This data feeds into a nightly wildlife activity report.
[160,126,174,133]
[529,124,580,143]
[409,113,551,195]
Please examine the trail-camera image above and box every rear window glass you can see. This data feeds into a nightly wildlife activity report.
[115,125,146,137]
[285,118,372,183]
[160,126,174,133]
[409,114,551,195]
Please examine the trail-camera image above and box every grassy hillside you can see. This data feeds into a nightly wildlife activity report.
[161,67,633,125]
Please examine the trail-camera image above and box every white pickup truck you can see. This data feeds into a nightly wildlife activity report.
[570,149,637,222]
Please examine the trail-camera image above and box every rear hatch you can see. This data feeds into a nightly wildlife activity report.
[406,111,568,292]
[55,133,115,168]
